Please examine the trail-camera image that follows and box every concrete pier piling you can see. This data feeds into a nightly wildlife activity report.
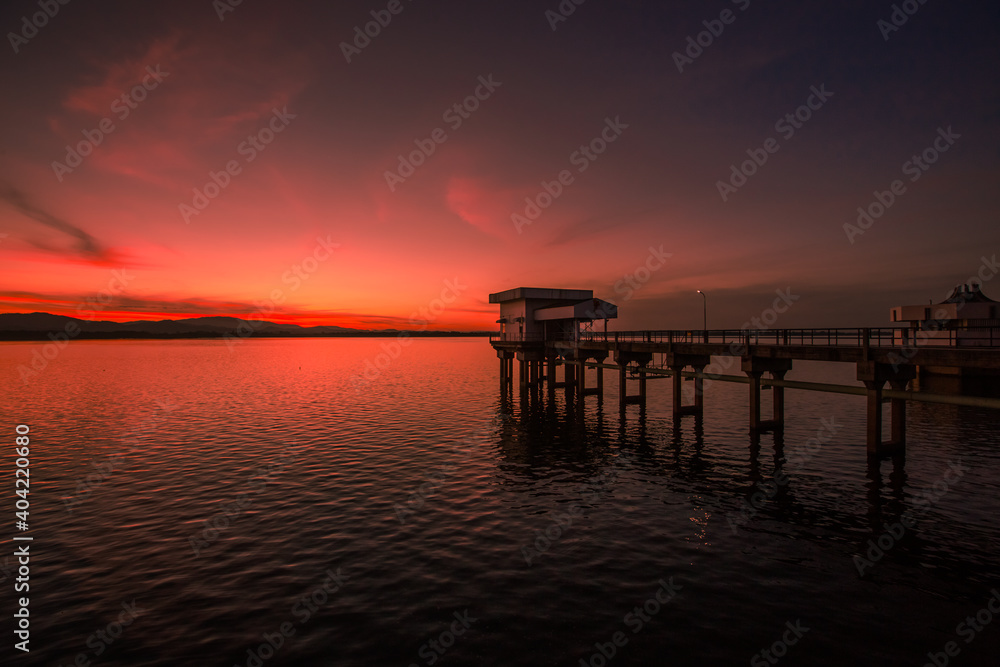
[742,357,793,433]
[666,353,711,418]
[857,361,917,457]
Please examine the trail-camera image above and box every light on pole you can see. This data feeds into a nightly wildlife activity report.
[697,290,707,333]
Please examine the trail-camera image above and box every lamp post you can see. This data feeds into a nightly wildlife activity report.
[697,290,707,340]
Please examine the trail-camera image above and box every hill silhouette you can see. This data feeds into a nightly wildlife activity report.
[0,313,487,340]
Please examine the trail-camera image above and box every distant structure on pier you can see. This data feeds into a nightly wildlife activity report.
[488,287,618,342]
[891,283,1000,346]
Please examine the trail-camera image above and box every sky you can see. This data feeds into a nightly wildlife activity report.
[0,0,997,330]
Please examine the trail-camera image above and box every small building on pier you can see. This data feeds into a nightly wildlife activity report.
[489,287,624,410]
[489,287,618,342]
[891,283,1000,346]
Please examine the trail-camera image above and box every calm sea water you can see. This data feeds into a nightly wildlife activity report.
[1,338,999,666]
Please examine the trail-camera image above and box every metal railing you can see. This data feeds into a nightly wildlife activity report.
[586,328,902,347]
[490,327,1000,348]
[489,332,550,343]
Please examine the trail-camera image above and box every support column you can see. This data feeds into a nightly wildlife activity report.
[577,361,586,395]
[547,357,557,398]
[671,365,683,416]
[596,364,604,395]
[614,350,653,410]
[638,365,647,407]
[747,370,763,432]
[889,378,909,448]
[742,357,793,434]
[619,364,627,407]
[519,359,527,393]
[667,354,711,418]
[693,364,707,414]
[771,369,788,429]
[863,380,884,457]
[857,362,915,457]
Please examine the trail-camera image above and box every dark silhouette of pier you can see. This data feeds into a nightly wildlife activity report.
[488,289,1000,459]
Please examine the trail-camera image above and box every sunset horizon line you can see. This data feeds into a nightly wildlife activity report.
[0,308,496,332]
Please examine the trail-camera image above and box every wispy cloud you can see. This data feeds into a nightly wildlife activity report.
[0,184,123,264]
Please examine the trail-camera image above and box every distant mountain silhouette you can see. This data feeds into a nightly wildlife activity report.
[0,312,486,339]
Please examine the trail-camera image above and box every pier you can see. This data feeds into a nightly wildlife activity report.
[489,287,1000,459]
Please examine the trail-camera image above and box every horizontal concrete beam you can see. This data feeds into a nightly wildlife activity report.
[665,352,711,368]
[557,360,1000,409]
[857,361,917,384]
[742,356,794,374]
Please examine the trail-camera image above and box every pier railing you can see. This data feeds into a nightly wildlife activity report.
[490,333,549,343]
[584,328,902,346]
[491,326,1000,348]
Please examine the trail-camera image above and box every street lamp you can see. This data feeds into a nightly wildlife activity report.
[697,290,707,335]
